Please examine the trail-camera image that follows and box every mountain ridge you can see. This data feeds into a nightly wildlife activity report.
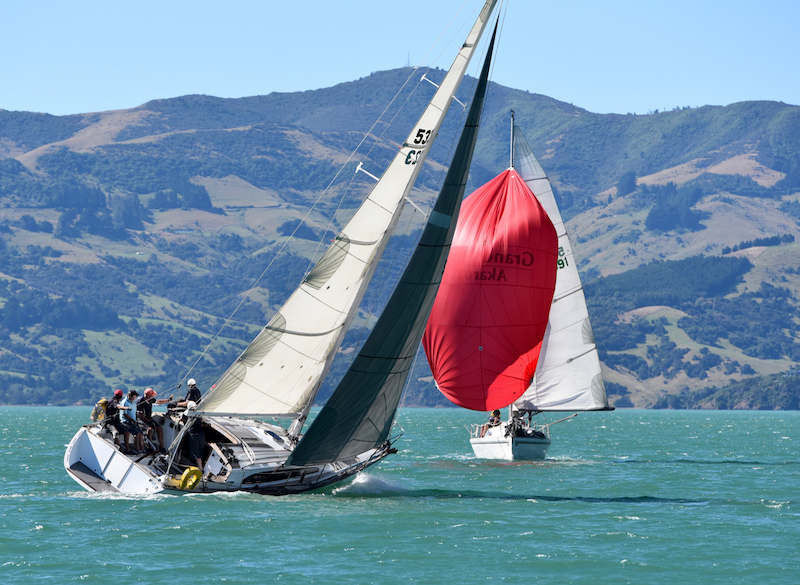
[1,67,799,408]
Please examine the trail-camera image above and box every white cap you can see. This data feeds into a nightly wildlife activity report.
[187,379,197,387]
[186,401,197,411]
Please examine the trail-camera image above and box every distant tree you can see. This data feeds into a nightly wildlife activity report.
[617,171,637,196]
[554,185,572,210]
[644,183,706,232]
[147,178,214,212]
[780,200,800,222]
[67,209,127,240]
[167,172,214,211]
[277,220,319,241]
[18,215,39,232]
[177,182,213,210]
[776,163,800,189]
[54,209,79,239]
[43,178,106,210]
[149,190,181,210]
[605,382,630,396]
[109,193,148,230]
[217,233,244,253]
[13,215,53,233]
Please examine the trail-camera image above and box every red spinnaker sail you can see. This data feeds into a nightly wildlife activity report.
[422,169,558,411]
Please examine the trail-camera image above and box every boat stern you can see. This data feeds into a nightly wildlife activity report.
[468,422,551,461]
[64,425,163,494]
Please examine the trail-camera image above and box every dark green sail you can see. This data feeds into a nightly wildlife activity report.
[286,25,498,467]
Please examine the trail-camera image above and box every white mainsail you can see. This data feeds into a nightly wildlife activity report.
[198,0,499,420]
[287,23,499,467]
[513,125,610,412]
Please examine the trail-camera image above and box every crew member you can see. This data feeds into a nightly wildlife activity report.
[479,409,502,437]
[137,388,168,452]
[177,379,201,408]
[105,389,127,448]
[183,401,205,471]
[120,389,144,454]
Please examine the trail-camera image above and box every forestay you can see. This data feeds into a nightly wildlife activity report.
[512,127,610,412]
[198,0,499,420]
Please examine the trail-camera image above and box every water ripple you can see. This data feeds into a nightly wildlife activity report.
[615,458,800,466]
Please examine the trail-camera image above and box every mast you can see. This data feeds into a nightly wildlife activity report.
[286,21,500,468]
[510,110,515,169]
[196,0,499,425]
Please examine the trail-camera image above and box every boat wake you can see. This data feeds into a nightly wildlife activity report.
[329,485,721,506]
[332,473,408,497]
[615,458,800,466]
[66,490,173,501]
[543,456,600,465]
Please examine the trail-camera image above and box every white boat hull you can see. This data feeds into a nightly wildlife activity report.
[64,415,396,496]
[64,425,164,493]
[469,422,550,461]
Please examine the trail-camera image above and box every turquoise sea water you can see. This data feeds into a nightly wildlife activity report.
[1,407,798,584]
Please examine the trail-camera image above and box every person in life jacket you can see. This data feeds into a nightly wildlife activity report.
[137,388,168,453]
[176,379,202,408]
[479,409,502,437]
[104,390,127,448]
[120,389,144,455]
[182,400,206,471]
[91,398,108,422]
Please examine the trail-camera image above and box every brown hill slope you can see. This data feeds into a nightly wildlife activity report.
[0,70,799,406]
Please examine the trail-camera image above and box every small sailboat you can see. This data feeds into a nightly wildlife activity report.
[424,118,612,461]
[64,0,499,495]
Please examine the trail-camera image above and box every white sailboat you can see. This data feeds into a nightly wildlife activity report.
[64,0,500,495]
[469,119,612,461]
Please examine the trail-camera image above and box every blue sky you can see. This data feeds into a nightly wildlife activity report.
[2,0,799,117]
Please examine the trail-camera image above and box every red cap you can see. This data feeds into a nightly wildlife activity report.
[144,388,156,398]
[114,389,123,397]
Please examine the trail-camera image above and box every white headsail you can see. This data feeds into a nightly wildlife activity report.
[513,125,610,412]
[198,0,499,420]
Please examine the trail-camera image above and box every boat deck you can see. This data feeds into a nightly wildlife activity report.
[67,461,117,492]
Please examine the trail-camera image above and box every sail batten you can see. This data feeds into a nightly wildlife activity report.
[197,0,499,420]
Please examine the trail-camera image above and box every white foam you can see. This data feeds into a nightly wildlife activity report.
[66,490,173,501]
[332,473,406,496]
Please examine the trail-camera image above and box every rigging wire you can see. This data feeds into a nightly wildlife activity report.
[302,73,429,279]
[339,26,488,373]
[179,68,423,385]
[180,6,481,386]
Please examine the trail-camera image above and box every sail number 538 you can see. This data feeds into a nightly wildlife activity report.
[405,128,432,165]
[414,128,432,145]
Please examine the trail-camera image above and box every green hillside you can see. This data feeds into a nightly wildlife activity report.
[1,67,799,407]
[652,370,800,410]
